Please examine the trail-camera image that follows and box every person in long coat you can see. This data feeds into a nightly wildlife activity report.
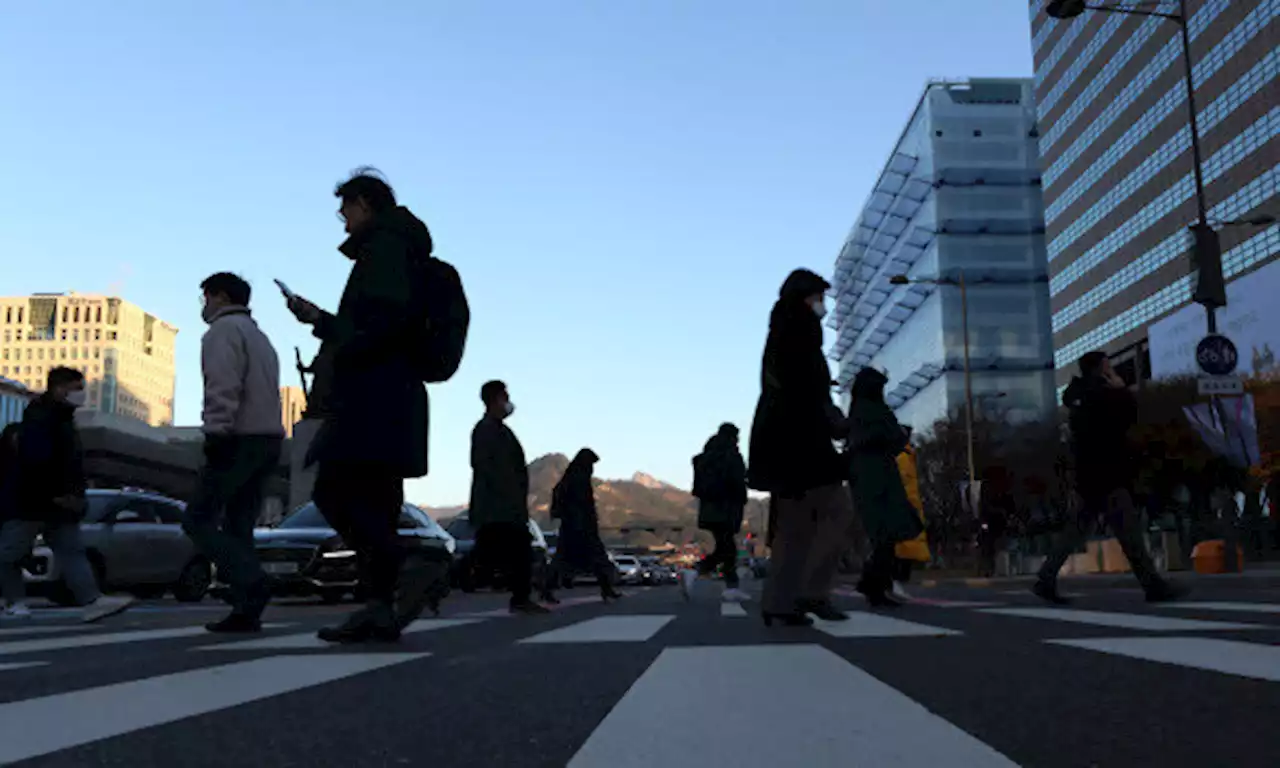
[747,269,852,626]
[847,367,922,607]
[891,433,930,599]
[684,423,750,603]
[541,449,622,602]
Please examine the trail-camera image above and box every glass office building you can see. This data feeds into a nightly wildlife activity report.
[829,79,1056,432]
[1030,0,1279,387]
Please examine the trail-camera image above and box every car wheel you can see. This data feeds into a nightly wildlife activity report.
[172,558,212,603]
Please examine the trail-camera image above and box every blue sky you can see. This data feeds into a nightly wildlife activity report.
[0,1,1033,505]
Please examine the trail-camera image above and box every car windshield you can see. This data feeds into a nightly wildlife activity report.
[615,556,638,566]
[276,503,331,529]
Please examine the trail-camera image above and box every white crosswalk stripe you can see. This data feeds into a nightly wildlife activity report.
[1047,637,1280,682]
[0,661,48,672]
[1156,601,1280,615]
[720,602,748,617]
[520,615,674,644]
[195,618,483,652]
[567,644,1018,767]
[814,613,962,638]
[978,607,1260,631]
[0,653,429,765]
[0,623,292,657]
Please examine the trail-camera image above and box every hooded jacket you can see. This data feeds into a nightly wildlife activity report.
[693,426,748,530]
[746,269,844,496]
[1063,374,1138,497]
[307,206,431,478]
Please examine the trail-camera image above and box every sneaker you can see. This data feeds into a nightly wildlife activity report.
[721,588,751,603]
[1,603,31,620]
[679,569,697,601]
[890,581,911,601]
[81,595,135,624]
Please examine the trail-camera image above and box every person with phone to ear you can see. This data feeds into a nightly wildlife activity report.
[285,168,433,644]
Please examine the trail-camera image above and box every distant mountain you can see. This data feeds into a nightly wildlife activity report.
[425,453,767,547]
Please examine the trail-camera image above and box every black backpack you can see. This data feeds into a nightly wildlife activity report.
[416,256,470,383]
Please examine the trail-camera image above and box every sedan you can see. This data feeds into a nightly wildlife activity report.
[237,502,454,622]
[23,488,212,604]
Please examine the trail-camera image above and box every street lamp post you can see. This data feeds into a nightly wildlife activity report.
[1044,0,1225,315]
[890,272,978,507]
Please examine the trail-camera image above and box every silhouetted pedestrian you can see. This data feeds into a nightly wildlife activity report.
[184,272,284,634]
[469,380,547,614]
[683,423,750,603]
[542,449,621,603]
[0,368,132,622]
[747,269,852,627]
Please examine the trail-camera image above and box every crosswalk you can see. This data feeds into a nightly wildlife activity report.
[0,596,1275,766]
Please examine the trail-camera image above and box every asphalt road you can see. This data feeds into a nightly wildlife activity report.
[0,576,1277,767]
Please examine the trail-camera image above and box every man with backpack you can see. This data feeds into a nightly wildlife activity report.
[683,423,750,603]
[287,168,469,642]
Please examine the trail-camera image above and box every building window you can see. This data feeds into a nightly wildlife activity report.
[60,329,66,341]
[37,349,43,360]
[61,307,68,323]
[94,329,101,341]
[15,308,21,323]
[107,331,117,341]
[59,348,66,360]
[25,349,31,360]
[2,331,8,343]
[3,308,8,323]
[72,329,79,342]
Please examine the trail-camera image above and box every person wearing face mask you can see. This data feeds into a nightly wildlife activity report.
[285,168,435,642]
[183,272,284,633]
[0,367,133,622]
[748,269,853,627]
[469,380,548,614]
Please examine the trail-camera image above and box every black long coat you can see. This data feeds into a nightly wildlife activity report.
[846,368,921,547]
[308,207,431,479]
[551,453,609,571]
[746,269,844,497]
[468,416,529,527]
[13,395,86,524]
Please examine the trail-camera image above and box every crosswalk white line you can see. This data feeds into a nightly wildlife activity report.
[195,618,484,651]
[0,652,429,765]
[0,623,291,657]
[1048,637,1280,682]
[720,603,747,617]
[0,661,48,672]
[0,625,101,638]
[520,615,674,644]
[978,607,1258,631]
[1156,601,1280,615]
[567,644,1017,767]
[814,612,961,638]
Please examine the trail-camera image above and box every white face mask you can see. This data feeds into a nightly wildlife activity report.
[811,300,828,319]
[65,390,87,408]
[503,401,516,417]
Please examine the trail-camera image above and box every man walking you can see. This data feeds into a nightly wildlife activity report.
[469,381,547,614]
[287,169,437,642]
[184,273,284,633]
[683,423,750,603]
[1034,351,1185,604]
[0,367,132,622]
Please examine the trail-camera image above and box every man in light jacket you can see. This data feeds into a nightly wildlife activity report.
[184,272,284,634]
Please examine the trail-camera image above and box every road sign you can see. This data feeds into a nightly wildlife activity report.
[1198,375,1244,396]
[1196,334,1239,376]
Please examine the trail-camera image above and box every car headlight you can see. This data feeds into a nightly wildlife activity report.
[321,549,356,559]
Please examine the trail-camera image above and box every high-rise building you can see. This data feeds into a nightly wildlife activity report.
[280,385,306,438]
[0,293,178,426]
[1030,0,1278,387]
[829,79,1056,431]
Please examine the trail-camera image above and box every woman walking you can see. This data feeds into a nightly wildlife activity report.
[847,368,923,607]
[891,430,930,600]
[747,269,852,627]
[541,449,622,603]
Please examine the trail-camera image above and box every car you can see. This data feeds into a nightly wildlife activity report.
[444,512,549,593]
[612,555,642,586]
[242,502,455,619]
[22,488,212,604]
[636,556,671,586]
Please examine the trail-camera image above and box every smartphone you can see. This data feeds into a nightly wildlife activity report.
[274,279,295,300]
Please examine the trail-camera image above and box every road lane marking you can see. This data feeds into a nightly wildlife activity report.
[0,625,101,638]
[520,615,674,644]
[567,644,1018,767]
[195,618,483,651]
[978,607,1258,631]
[813,613,961,638]
[720,603,748,617]
[0,652,428,764]
[0,624,291,657]
[0,661,47,672]
[1048,637,1280,682]
[1156,601,1280,614]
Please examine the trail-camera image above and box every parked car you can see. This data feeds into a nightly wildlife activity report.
[444,512,549,593]
[637,556,671,586]
[22,488,212,604]
[238,502,455,619]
